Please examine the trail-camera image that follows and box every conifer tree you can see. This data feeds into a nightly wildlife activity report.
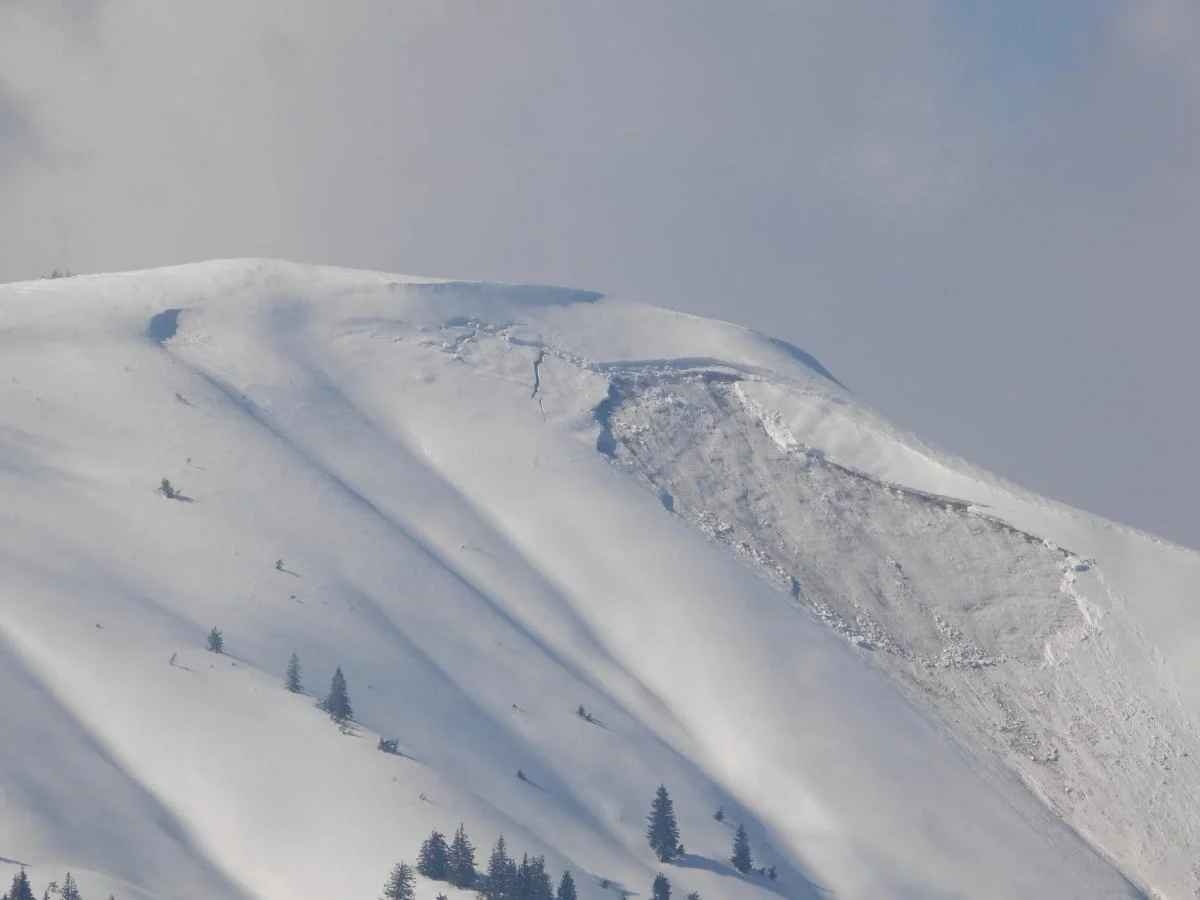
[8,870,34,900]
[512,854,532,900]
[206,627,223,654]
[417,830,449,880]
[447,823,477,888]
[60,873,81,900]
[381,862,415,900]
[646,784,681,862]
[686,893,701,900]
[484,834,515,900]
[652,873,671,900]
[321,666,353,724]
[522,855,552,900]
[285,652,303,693]
[730,824,753,874]
[556,870,577,900]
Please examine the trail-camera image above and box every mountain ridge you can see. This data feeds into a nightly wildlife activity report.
[2,259,1194,899]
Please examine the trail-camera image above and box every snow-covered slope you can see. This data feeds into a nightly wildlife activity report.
[0,259,1193,899]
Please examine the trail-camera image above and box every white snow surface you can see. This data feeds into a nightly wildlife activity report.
[1,259,1194,899]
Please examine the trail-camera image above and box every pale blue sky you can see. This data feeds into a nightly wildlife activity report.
[2,1,1197,547]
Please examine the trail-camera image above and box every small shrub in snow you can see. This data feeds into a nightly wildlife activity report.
[206,627,224,654]
[652,873,671,900]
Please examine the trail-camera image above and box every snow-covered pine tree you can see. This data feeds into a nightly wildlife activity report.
[731,824,753,874]
[646,784,681,862]
[447,823,477,887]
[556,870,577,900]
[381,862,415,900]
[321,666,353,724]
[60,873,81,900]
[417,830,449,880]
[484,834,515,899]
[206,626,223,654]
[652,873,671,900]
[285,652,302,693]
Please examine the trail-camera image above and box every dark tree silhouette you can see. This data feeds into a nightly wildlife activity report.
[646,785,681,862]
[7,870,34,900]
[484,834,516,900]
[518,854,553,900]
[731,824,753,874]
[652,873,671,900]
[381,862,415,900]
[60,874,81,900]
[321,666,353,724]
[556,870,577,900]
[418,830,449,880]
[285,652,302,693]
[206,627,224,654]
[447,823,477,888]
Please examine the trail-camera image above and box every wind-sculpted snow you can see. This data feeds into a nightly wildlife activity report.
[0,259,1189,898]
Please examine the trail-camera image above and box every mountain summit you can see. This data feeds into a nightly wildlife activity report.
[2,260,1196,899]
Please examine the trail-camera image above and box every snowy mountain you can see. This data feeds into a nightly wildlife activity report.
[1,259,1197,899]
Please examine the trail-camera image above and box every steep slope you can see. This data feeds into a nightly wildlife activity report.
[0,259,1187,898]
